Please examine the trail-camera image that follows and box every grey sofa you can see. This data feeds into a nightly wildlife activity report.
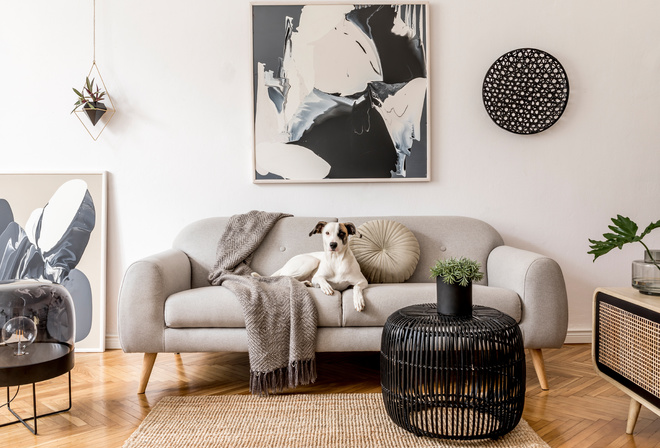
[118,216,568,393]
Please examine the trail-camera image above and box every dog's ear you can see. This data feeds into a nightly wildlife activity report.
[344,223,361,238]
[309,221,327,237]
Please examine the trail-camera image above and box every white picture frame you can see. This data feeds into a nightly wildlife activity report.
[252,2,430,183]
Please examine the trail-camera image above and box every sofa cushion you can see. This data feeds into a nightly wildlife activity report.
[341,284,521,326]
[350,219,420,283]
[164,285,342,328]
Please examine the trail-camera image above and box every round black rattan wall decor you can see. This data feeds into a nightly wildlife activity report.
[482,48,569,134]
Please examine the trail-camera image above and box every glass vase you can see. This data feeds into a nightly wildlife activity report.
[632,250,660,295]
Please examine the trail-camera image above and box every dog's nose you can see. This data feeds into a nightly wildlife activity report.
[329,242,338,250]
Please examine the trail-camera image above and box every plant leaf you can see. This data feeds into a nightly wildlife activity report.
[640,220,660,240]
[588,215,650,261]
[587,239,619,258]
[430,256,483,285]
[611,215,638,238]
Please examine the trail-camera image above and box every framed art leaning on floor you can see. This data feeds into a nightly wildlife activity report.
[0,172,107,352]
[252,3,430,183]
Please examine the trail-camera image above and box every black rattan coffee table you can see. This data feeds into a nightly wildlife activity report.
[380,304,525,440]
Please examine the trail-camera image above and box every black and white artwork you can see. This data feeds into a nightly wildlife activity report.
[0,173,107,351]
[252,3,429,183]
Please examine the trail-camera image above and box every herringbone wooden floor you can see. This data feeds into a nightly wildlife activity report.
[2,344,659,447]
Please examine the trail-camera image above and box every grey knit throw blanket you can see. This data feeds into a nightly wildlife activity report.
[207,211,318,396]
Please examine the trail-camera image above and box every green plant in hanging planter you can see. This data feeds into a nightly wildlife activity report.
[588,215,660,271]
[430,256,484,286]
[71,77,107,126]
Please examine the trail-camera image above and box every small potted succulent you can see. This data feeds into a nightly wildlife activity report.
[588,215,660,295]
[71,77,107,126]
[430,256,484,316]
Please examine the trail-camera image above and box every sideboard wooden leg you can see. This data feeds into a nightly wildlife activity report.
[626,398,642,434]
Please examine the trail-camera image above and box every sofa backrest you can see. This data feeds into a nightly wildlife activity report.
[174,215,504,288]
[174,216,337,288]
[340,216,504,284]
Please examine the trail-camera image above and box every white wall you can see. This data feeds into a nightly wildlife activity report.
[2,0,659,347]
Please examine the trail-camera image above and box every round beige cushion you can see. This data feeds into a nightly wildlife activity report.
[350,220,420,283]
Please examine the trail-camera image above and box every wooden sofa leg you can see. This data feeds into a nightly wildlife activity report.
[138,353,158,394]
[529,349,549,390]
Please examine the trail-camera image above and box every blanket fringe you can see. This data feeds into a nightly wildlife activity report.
[250,358,317,396]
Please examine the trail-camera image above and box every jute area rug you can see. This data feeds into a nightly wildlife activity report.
[123,393,549,448]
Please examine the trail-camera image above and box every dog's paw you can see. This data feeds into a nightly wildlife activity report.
[321,285,334,296]
[303,280,313,287]
[353,293,365,312]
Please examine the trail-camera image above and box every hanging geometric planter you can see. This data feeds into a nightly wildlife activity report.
[71,0,116,141]
[73,62,115,141]
[84,102,107,126]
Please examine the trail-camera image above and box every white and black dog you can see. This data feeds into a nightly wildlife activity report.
[253,221,368,311]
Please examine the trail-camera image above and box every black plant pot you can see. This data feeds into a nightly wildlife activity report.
[83,102,107,126]
[436,277,473,316]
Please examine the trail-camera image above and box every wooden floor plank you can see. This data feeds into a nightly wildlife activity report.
[3,344,660,447]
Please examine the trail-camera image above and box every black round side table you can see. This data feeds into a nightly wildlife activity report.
[0,280,75,434]
[380,304,525,440]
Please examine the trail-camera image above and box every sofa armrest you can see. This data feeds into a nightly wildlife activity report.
[487,245,568,349]
[118,248,192,353]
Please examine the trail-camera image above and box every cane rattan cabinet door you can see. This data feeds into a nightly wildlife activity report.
[593,287,660,433]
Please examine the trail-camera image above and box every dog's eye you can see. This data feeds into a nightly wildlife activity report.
[325,231,330,235]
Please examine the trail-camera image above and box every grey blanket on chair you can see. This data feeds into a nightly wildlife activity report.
[207,211,318,395]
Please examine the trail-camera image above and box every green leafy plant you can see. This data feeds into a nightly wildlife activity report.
[430,256,484,286]
[71,77,106,114]
[588,215,660,271]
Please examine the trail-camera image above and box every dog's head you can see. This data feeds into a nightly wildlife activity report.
[310,221,359,253]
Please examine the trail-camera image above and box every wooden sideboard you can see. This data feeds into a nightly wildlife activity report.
[592,287,660,434]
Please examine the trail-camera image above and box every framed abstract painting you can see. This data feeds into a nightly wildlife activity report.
[0,172,107,352]
[252,3,430,183]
